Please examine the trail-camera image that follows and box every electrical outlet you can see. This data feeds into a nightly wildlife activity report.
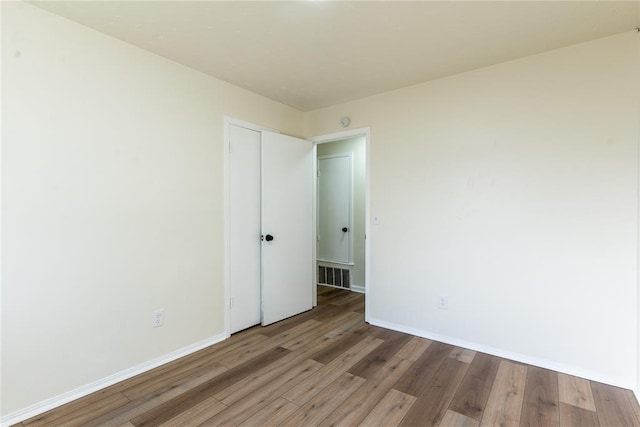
[438,296,448,310]
[153,309,164,328]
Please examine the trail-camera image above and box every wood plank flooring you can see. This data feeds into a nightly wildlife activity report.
[17,286,640,426]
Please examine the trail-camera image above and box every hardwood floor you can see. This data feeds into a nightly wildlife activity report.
[17,286,640,426]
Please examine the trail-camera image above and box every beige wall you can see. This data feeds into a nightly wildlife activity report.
[1,2,302,416]
[306,31,640,389]
[317,137,366,288]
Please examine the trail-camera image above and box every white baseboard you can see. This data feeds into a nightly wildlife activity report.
[1,333,227,427]
[367,317,634,391]
[351,285,365,294]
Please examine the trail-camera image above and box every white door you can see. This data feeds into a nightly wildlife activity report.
[261,130,313,326]
[229,125,261,333]
[318,154,352,263]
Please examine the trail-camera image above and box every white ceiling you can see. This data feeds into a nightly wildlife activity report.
[31,1,640,111]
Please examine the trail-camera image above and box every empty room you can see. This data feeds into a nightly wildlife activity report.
[2,1,640,426]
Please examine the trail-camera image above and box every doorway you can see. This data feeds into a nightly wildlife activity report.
[316,137,365,293]
[311,128,370,321]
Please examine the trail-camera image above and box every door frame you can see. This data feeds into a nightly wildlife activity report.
[310,128,371,322]
[223,116,278,337]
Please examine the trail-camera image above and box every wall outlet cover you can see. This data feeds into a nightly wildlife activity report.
[153,309,164,328]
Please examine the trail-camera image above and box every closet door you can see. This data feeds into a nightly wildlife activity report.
[318,153,352,264]
[229,124,261,333]
[261,130,313,326]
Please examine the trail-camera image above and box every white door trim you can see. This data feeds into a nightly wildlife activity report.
[309,128,371,322]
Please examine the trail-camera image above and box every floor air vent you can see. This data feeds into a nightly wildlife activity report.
[318,266,350,289]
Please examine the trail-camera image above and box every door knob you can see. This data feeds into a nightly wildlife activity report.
[265,234,274,242]
[342,227,348,232]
